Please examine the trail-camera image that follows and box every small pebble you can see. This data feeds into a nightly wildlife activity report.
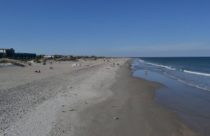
[69,109,76,111]
[113,117,119,120]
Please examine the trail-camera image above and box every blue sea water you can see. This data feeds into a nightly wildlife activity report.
[132,57,210,91]
[132,57,210,135]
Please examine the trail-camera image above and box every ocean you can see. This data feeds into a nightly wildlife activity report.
[133,57,210,91]
[132,57,210,135]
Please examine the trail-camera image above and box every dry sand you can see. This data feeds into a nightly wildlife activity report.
[0,58,199,136]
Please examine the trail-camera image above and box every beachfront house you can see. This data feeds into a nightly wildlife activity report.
[0,48,36,60]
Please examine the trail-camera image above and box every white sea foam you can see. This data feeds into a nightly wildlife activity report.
[177,79,210,91]
[138,59,145,63]
[145,62,176,71]
[137,59,175,71]
[157,70,210,91]
[184,70,210,77]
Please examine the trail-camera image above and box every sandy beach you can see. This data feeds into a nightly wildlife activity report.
[0,58,198,136]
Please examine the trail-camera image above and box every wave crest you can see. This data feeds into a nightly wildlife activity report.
[183,70,210,77]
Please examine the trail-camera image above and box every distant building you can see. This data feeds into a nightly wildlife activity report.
[0,48,15,58]
[0,48,36,60]
[14,53,36,60]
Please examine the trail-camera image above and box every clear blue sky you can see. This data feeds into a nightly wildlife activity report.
[0,0,210,57]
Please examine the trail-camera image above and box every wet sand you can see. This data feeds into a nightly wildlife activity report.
[73,62,199,136]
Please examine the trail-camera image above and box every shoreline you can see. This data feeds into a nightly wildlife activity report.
[0,59,199,136]
[133,60,210,136]
[73,61,199,136]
